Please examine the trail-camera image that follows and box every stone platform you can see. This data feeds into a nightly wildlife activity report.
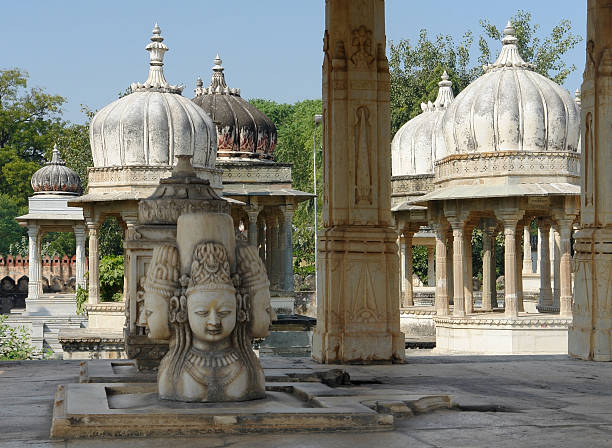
[434,312,571,355]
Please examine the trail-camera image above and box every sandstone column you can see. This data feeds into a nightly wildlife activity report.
[464,226,474,314]
[27,224,41,300]
[515,224,524,313]
[270,215,281,290]
[257,218,266,261]
[446,229,454,303]
[496,212,523,318]
[448,219,466,317]
[87,221,100,305]
[427,246,435,287]
[538,218,553,308]
[265,214,273,273]
[74,224,86,290]
[403,231,414,307]
[312,0,403,363]
[433,223,449,316]
[536,227,542,274]
[280,205,295,292]
[557,217,575,318]
[246,207,260,248]
[490,232,498,308]
[552,226,561,308]
[523,225,533,274]
[481,220,496,311]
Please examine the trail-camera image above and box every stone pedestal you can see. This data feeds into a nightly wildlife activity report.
[312,0,403,363]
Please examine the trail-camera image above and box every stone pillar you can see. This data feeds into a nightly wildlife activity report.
[515,224,524,313]
[280,205,295,292]
[448,220,466,317]
[464,227,474,314]
[87,222,100,305]
[257,218,266,261]
[536,228,542,274]
[496,213,522,318]
[427,246,435,287]
[402,231,414,307]
[74,224,86,290]
[446,230,454,303]
[27,224,41,300]
[269,215,281,290]
[481,220,496,311]
[491,230,498,308]
[523,225,532,274]
[265,215,273,273]
[552,226,561,308]
[312,0,403,363]
[433,223,449,316]
[246,208,260,248]
[557,218,575,318]
[538,218,553,308]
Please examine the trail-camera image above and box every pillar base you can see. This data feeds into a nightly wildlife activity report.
[312,226,404,364]
[569,228,612,361]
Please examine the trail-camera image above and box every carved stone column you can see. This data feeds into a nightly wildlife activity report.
[464,226,474,314]
[265,214,273,273]
[557,217,575,318]
[433,223,449,316]
[257,218,266,261]
[515,223,524,313]
[552,226,561,308]
[496,212,523,318]
[280,205,295,292]
[312,0,403,363]
[481,219,497,311]
[246,207,260,248]
[570,0,612,360]
[27,225,41,300]
[74,224,86,290]
[490,231,498,308]
[427,246,435,287]
[269,214,281,290]
[536,228,542,274]
[448,219,466,317]
[538,218,553,308]
[87,222,100,305]
[523,225,533,274]
[446,229,454,304]
[402,231,414,307]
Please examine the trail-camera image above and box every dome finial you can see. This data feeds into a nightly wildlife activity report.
[130,23,184,94]
[433,70,454,110]
[483,19,532,73]
[51,143,62,164]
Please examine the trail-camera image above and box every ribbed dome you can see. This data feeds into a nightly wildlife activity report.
[31,144,82,195]
[441,22,580,157]
[192,55,276,160]
[90,24,217,169]
[392,72,454,176]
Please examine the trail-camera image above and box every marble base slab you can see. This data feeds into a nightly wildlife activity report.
[50,382,450,438]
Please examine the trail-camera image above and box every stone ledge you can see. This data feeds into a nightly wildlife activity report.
[85,302,125,313]
[433,315,571,328]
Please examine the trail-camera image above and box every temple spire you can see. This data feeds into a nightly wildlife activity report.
[483,19,535,73]
[194,54,241,97]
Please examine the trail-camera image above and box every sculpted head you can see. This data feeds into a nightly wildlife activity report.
[236,243,276,338]
[186,241,237,343]
[143,245,179,339]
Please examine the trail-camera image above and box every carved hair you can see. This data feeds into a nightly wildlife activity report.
[235,242,269,292]
[144,245,179,297]
[186,241,235,294]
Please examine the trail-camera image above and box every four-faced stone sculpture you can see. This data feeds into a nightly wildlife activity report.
[143,212,269,402]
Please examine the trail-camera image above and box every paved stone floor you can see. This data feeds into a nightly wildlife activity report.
[1,352,611,447]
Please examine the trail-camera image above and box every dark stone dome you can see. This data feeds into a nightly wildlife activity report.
[192,55,276,160]
[31,144,82,195]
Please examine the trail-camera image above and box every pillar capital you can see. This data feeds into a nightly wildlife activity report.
[495,210,523,229]
[245,205,262,221]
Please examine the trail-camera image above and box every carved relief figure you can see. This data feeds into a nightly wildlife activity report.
[585,112,594,208]
[584,40,595,80]
[354,106,373,205]
[350,25,375,67]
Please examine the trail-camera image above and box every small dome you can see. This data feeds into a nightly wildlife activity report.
[31,144,82,195]
[392,72,454,176]
[441,22,580,156]
[192,55,277,160]
[90,24,217,169]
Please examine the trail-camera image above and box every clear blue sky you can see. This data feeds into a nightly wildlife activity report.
[1,1,586,124]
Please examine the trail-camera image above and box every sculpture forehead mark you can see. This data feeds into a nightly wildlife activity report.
[189,290,236,309]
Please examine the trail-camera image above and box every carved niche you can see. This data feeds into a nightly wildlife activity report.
[350,25,375,68]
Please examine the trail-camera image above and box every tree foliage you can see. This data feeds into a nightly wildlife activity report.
[0,315,39,360]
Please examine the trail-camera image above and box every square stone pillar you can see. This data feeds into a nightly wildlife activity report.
[27,224,41,300]
[464,226,474,315]
[312,0,403,363]
[515,223,525,313]
[74,224,86,290]
[280,205,295,292]
[538,218,554,308]
[402,231,414,307]
[481,219,497,311]
[246,206,261,248]
[552,226,561,308]
[86,221,100,305]
[556,217,576,318]
[448,219,466,317]
[446,229,454,304]
[523,225,533,274]
[257,218,266,261]
[427,246,435,287]
[433,223,449,316]
[265,214,273,273]
[496,211,524,318]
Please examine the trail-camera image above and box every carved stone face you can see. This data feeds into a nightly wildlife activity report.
[249,286,276,338]
[144,290,170,339]
[188,289,236,343]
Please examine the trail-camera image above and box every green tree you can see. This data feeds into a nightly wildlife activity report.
[0,315,39,360]
[0,194,27,255]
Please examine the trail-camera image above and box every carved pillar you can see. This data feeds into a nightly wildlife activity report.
[402,231,414,307]
[481,219,497,311]
[121,211,139,332]
[433,223,449,316]
[265,214,273,273]
[246,207,260,248]
[87,222,100,305]
[269,214,281,290]
[536,228,542,274]
[257,218,266,261]
[538,218,553,308]
[74,224,86,290]
[552,226,561,307]
[464,226,474,314]
[448,219,466,317]
[446,230,454,303]
[558,218,575,318]
[27,224,41,300]
[515,223,524,313]
[312,0,403,363]
[496,212,523,318]
[427,245,435,287]
[280,205,295,292]
[523,225,533,274]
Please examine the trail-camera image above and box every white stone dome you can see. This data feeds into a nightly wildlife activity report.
[441,22,580,157]
[391,72,454,176]
[90,24,217,169]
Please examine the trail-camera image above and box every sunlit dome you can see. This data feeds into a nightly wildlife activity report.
[31,144,82,195]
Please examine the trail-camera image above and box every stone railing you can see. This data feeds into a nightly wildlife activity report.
[434,151,580,186]
[391,174,435,198]
[217,160,292,184]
